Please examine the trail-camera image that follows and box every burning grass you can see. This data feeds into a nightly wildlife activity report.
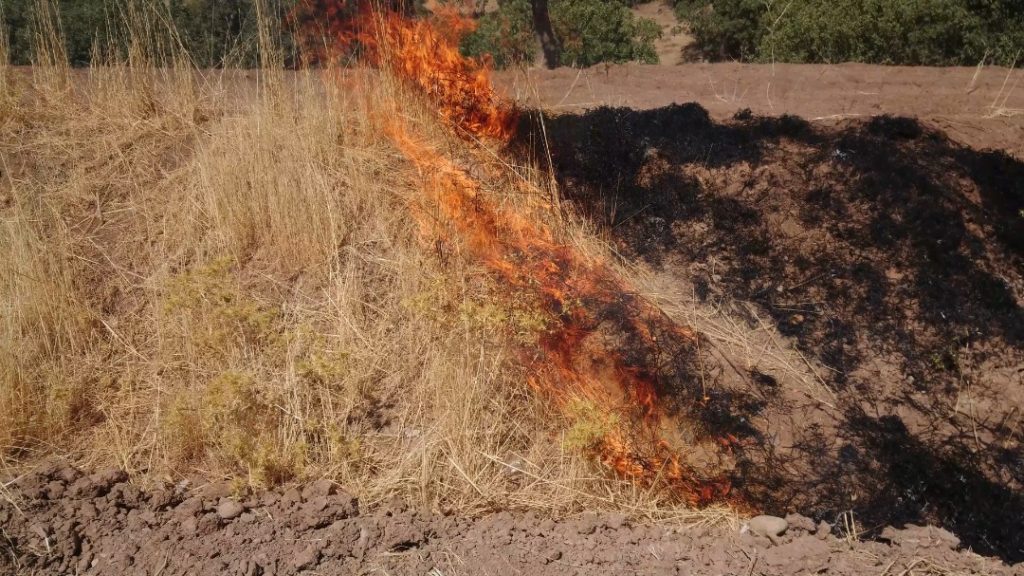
[304,3,738,505]
[0,0,737,517]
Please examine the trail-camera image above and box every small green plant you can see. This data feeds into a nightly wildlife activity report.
[163,370,309,486]
[459,297,551,344]
[564,397,619,452]
[160,260,358,485]
[164,257,281,357]
[553,0,660,66]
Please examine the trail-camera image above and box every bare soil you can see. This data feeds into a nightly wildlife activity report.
[1,463,1015,575]
[495,63,1024,158]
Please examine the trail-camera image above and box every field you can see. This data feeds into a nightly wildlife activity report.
[0,5,1022,576]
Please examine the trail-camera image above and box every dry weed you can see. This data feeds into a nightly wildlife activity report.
[0,0,725,522]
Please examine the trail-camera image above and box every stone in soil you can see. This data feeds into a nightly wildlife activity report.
[748,515,789,538]
[216,499,245,520]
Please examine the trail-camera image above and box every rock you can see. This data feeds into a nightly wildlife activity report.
[148,489,175,510]
[216,499,245,520]
[815,521,832,539]
[785,513,817,533]
[79,502,98,520]
[740,531,773,549]
[181,517,198,533]
[280,487,302,507]
[56,466,81,484]
[577,512,600,535]
[199,482,233,500]
[880,524,960,551]
[302,479,336,500]
[304,496,329,513]
[292,544,322,570]
[76,552,95,574]
[261,491,279,507]
[89,469,128,496]
[175,496,203,517]
[30,522,51,541]
[748,515,789,538]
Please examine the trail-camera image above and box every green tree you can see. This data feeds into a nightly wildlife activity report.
[675,0,766,61]
[462,0,661,68]
[1,0,292,68]
[675,0,1024,66]
[175,0,261,67]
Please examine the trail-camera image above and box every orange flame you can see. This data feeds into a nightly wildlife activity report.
[297,3,737,506]
[293,1,516,140]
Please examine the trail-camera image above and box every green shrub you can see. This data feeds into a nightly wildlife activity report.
[462,0,661,68]
[553,0,660,66]
[1,0,112,66]
[461,0,537,67]
[766,0,983,65]
[1,0,286,68]
[675,0,767,61]
[675,0,1024,66]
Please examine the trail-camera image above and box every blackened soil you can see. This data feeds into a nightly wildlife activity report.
[512,105,1024,562]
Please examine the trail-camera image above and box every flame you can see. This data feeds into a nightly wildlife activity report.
[297,2,737,506]
[293,1,516,140]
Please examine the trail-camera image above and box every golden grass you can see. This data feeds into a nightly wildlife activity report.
[0,0,737,521]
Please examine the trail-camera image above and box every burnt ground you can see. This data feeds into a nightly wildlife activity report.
[512,104,1024,563]
[0,463,1016,575]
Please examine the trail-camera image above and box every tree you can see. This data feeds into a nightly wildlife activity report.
[462,0,659,69]
[530,0,560,69]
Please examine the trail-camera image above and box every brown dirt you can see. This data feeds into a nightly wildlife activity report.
[494,63,1024,159]
[1,462,1016,575]
[506,63,1024,564]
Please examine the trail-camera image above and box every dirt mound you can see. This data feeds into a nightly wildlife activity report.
[515,104,1023,562]
[1,463,1014,575]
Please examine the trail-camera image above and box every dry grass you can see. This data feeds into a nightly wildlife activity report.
[0,0,734,521]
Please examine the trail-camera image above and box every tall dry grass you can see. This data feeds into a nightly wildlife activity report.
[0,0,727,520]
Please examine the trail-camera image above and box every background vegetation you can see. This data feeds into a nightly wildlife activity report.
[1,0,283,67]
[461,0,661,68]
[676,0,1024,66]
[5,0,1024,69]
[1,0,661,69]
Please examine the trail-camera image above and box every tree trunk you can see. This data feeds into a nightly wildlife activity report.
[531,0,561,69]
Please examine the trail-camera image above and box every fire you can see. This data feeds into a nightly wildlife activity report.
[293,1,516,140]
[296,2,736,506]
[388,118,731,505]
